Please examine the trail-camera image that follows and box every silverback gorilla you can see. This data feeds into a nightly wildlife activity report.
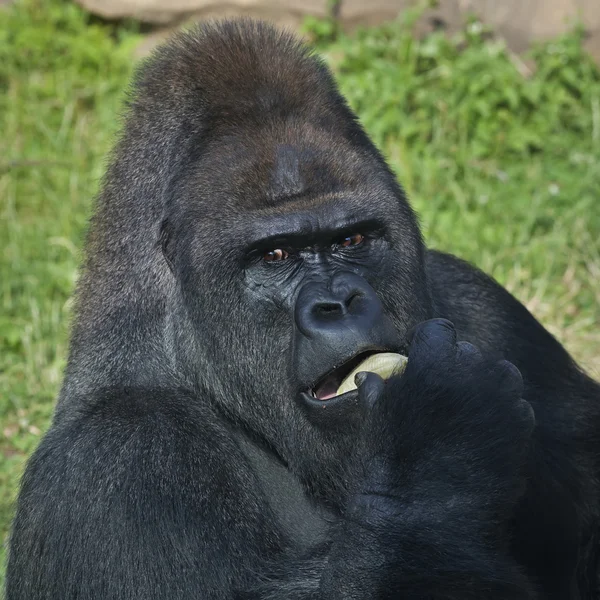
[6,19,600,600]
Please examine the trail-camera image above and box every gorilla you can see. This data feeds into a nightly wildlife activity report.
[6,19,600,600]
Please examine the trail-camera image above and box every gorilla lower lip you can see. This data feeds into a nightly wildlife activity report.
[312,352,374,401]
[313,380,339,400]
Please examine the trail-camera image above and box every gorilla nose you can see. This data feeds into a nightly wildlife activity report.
[294,274,400,391]
[295,274,382,339]
[311,290,362,321]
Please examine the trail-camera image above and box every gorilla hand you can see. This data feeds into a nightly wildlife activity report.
[319,322,537,599]
[357,318,536,524]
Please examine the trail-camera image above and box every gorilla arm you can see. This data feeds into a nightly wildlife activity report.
[6,388,283,600]
[426,250,600,598]
[10,397,351,600]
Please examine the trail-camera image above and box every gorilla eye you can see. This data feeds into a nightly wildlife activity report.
[340,233,364,248]
[263,248,289,262]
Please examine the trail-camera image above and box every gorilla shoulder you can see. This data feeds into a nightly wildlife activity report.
[425,249,577,379]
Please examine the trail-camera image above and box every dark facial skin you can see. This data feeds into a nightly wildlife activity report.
[243,206,404,398]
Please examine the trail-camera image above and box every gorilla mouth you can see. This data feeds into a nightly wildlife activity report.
[310,351,408,401]
[310,351,374,401]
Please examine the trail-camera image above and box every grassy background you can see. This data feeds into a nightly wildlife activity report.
[1,0,599,585]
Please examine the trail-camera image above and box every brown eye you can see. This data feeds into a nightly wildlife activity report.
[340,233,364,248]
[263,248,289,262]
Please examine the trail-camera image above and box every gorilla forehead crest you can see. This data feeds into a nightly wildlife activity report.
[271,144,305,199]
[162,20,339,122]
[136,20,388,210]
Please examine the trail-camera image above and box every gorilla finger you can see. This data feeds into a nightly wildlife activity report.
[356,371,385,408]
[456,341,482,365]
[407,318,455,346]
[407,319,457,368]
[518,398,536,435]
[494,359,524,398]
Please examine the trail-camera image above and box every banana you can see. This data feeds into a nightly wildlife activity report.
[336,352,408,396]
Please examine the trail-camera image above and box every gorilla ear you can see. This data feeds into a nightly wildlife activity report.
[160,218,176,273]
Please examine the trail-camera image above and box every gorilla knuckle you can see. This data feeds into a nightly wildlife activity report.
[456,341,483,363]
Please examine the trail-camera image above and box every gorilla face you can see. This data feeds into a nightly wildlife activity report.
[163,125,432,495]
[242,194,410,397]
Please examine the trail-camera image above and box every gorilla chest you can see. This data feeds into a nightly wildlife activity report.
[237,437,332,549]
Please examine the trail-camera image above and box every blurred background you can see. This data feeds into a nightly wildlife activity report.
[1,0,599,585]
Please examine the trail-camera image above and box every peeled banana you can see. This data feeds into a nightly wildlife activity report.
[336,352,407,396]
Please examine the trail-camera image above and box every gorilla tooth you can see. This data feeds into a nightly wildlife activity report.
[337,353,408,396]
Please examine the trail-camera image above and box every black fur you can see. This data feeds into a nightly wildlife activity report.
[6,20,600,600]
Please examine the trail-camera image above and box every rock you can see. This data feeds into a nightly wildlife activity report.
[75,0,329,27]
[74,0,600,64]
[342,0,600,62]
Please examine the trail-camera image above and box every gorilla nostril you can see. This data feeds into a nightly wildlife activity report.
[313,301,345,320]
[345,291,362,309]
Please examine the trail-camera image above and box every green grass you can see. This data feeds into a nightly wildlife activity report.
[1,0,599,586]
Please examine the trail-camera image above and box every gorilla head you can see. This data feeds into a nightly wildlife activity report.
[66,20,432,502]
